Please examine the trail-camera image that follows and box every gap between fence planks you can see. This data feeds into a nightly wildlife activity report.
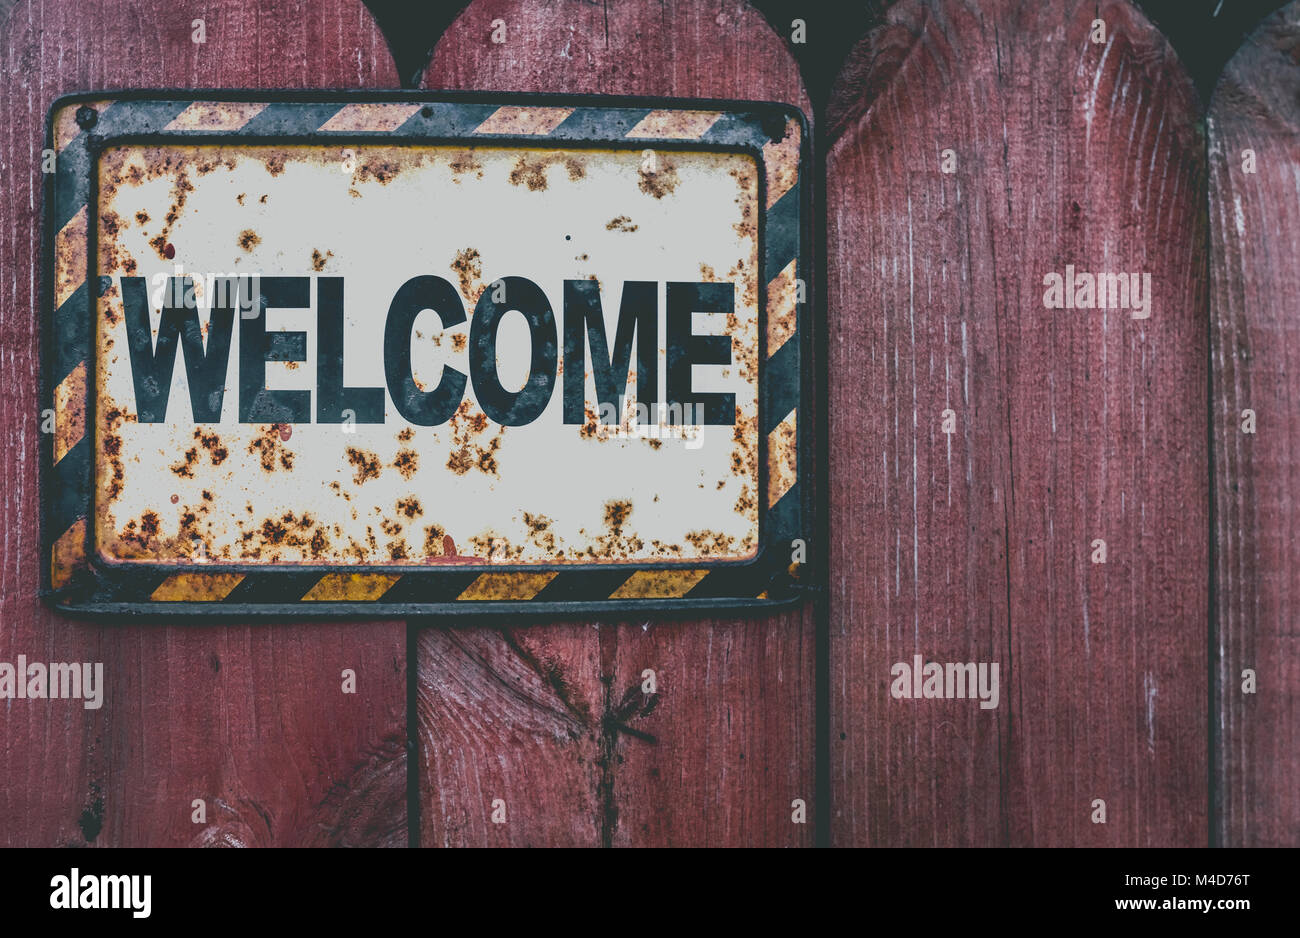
[827,0,1209,846]
[415,0,817,848]
[0,0,407,847]
[1208,0,1300,849]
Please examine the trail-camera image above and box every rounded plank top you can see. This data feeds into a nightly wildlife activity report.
[826,0,1207,846]
[0,0,404,847]
[423,0,810,116]
[414,0,817,847]
[1207,1,1300,848]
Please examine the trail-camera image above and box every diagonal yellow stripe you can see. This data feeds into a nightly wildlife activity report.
[54,99,114,152]
[762,117,801,208]
[458,571,557,601]
[766,257,799,357]
[51,519,87,591]
[54,205,88,310]
[766,409,798,508]
[609,569,709,599]
[626,110,721,139]
[53,361,86,465]
[164,102,268,132]
[473,106,573,136]
[302,573,402,602]
[151,573,245,602]
[319,103,422,132]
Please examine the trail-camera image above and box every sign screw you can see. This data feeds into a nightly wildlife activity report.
[74,105,98,130]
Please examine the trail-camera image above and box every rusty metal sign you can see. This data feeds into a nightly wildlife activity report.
[41,92,812,616]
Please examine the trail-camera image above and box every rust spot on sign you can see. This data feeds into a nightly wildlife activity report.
[98,404,128,504]
[346,447,381,484]
[248,424,294,471]
[448,150,483,180]
[577,498,645,560]
[357,154,408,184]
[507,153,587,191]
[579,403,600,439]
[638,156,679,199]
[445,401,503,477]
[523,512,557,553]
[171,447,200,478]
[421,525,447,558]
[100,210,123,238]
[234,510,335,562]
[684,530,739,557]
[195,429,229,465]
[451,247,484,304]
[393,448,419,480]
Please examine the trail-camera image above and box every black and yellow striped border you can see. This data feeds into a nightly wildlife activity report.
[40,91,813,617]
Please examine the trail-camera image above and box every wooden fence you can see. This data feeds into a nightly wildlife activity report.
[0,0,1294,847]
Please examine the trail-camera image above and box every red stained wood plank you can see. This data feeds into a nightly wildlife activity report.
[416,627,603,847]
[416,0,816,848]
[607,613,816,847]
[827,0,1208,846]
[0,0,406,847]
[1208,1,1300,848]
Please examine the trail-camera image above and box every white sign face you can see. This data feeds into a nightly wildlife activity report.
[93,142,760,567]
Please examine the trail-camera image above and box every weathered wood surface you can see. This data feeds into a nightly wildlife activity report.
[0,0,407,847]
[827,0,1209,846]
[416,0,817,848]
[1208,1,1300,848]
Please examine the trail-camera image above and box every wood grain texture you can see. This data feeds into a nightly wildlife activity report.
[416,0,816,847]
[827,0,1208,846]
[0,0,407,847]
[417,627,603,847]
[1208,1,1300,848]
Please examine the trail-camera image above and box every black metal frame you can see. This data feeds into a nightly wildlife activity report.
[41,89,815,619]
